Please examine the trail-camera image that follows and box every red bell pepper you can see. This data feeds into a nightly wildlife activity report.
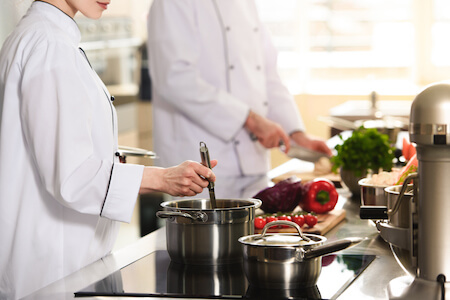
[299,178,338,214]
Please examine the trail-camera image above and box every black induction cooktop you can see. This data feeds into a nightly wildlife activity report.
[75,250,375,299]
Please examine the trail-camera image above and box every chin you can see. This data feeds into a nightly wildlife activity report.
[80,11,104,20]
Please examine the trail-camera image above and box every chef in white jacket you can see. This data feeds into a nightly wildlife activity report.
[147,0,331,198]
[0,1,216,299]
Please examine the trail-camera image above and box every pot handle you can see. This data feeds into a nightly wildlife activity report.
[297,237,364,261]
[376,221,411,250]
[260,220,311,242]
[388,173,418,217]
[156,211,208,222]
[359,206,388,219]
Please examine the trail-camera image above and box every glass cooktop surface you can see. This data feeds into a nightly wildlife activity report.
[75,250,375,299]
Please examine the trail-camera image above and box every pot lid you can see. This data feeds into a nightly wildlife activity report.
[239,220,326,247]
[242,234,319,247]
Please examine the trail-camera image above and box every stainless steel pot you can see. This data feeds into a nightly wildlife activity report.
[156,198,261,265]
[239,221,363,289]
[376,175,417,275]
[359,178,389,206]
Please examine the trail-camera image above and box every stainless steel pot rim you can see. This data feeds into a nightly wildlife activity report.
[160,198,262,211]
[358,178,391,188]
[385,184,414,195]
[239,233,326,247]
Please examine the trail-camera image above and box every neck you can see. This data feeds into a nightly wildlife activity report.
[35,0,77,18]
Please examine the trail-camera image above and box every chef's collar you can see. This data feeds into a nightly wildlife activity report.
[30,1,81,46]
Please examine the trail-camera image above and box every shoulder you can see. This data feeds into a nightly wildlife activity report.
[3,15,78,71]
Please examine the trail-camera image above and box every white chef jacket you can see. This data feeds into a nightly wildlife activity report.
[147,0,305,197]
[0,2,144,299]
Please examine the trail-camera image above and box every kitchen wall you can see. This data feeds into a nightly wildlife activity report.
[81,0,152,40]
[0,0,32,45]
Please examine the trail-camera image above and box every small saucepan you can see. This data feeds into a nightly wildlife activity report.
[238,220,363,289]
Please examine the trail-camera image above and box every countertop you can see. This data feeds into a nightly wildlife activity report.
[23,188,410,300]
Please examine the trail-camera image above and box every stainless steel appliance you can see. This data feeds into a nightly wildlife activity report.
[375,82,450,299]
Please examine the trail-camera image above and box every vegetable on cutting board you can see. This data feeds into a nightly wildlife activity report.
[254,212,318,230]
[253,177,302,213]
[299,178,338,214]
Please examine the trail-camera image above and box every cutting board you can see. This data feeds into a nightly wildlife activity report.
[272,171,342,187]
[255,209,346,235]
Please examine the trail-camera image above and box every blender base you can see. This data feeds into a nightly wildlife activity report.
[388,275,450,300]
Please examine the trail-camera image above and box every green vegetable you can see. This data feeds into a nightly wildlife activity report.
[330,126,395,177]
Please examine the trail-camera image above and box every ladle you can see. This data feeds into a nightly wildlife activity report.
[199,142,217,209]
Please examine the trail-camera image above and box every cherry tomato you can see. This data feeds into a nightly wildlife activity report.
[277,215,292,227]
[265,215,278,223]
[292,214,305,227]
[254,217,266,230]
[305,214,318,228]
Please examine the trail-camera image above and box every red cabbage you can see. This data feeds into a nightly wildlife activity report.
[253,177,303,213]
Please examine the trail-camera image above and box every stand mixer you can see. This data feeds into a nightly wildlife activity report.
[383,82,450,300]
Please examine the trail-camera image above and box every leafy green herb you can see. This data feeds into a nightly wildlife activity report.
[330,126,395,177]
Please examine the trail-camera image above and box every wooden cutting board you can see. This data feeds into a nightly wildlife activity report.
[255,209,346,235]
[272,171,342,187]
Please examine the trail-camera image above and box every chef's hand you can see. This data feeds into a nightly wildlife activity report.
[244,110,290,152]
[139,160,217,196]
[291,131,333,156]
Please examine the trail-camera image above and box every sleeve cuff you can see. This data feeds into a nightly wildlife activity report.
[100,163,145,223]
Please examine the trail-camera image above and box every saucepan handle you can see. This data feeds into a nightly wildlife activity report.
[359,206,388,219]
[376,221,411,250]
[297,237,364,261]
[156,211,208,222]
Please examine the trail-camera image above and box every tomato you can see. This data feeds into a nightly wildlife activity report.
[277,215,292,228]
[292,214,305,227]
[305,214,318,228]
[266,215,278,223]
[254,216,266,229]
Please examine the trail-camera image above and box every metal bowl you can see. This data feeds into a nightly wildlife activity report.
[358,178,390,206]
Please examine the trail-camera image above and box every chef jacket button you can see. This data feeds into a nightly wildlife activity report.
[263,102,268,106]
[229,65,234,70]
[254,27,259,32]
[115,151,120,156]
[234,140,240,145]
[110,95,115,101]
[256,65,261,71]
[225,26,231,31]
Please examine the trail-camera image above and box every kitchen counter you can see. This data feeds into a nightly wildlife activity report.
[24,191,410,300]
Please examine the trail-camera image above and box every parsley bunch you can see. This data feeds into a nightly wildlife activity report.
[330,126,395,177]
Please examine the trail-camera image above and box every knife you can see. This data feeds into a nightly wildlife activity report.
[199,142,217,209]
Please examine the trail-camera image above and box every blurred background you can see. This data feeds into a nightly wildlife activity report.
[2,0,449,248]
